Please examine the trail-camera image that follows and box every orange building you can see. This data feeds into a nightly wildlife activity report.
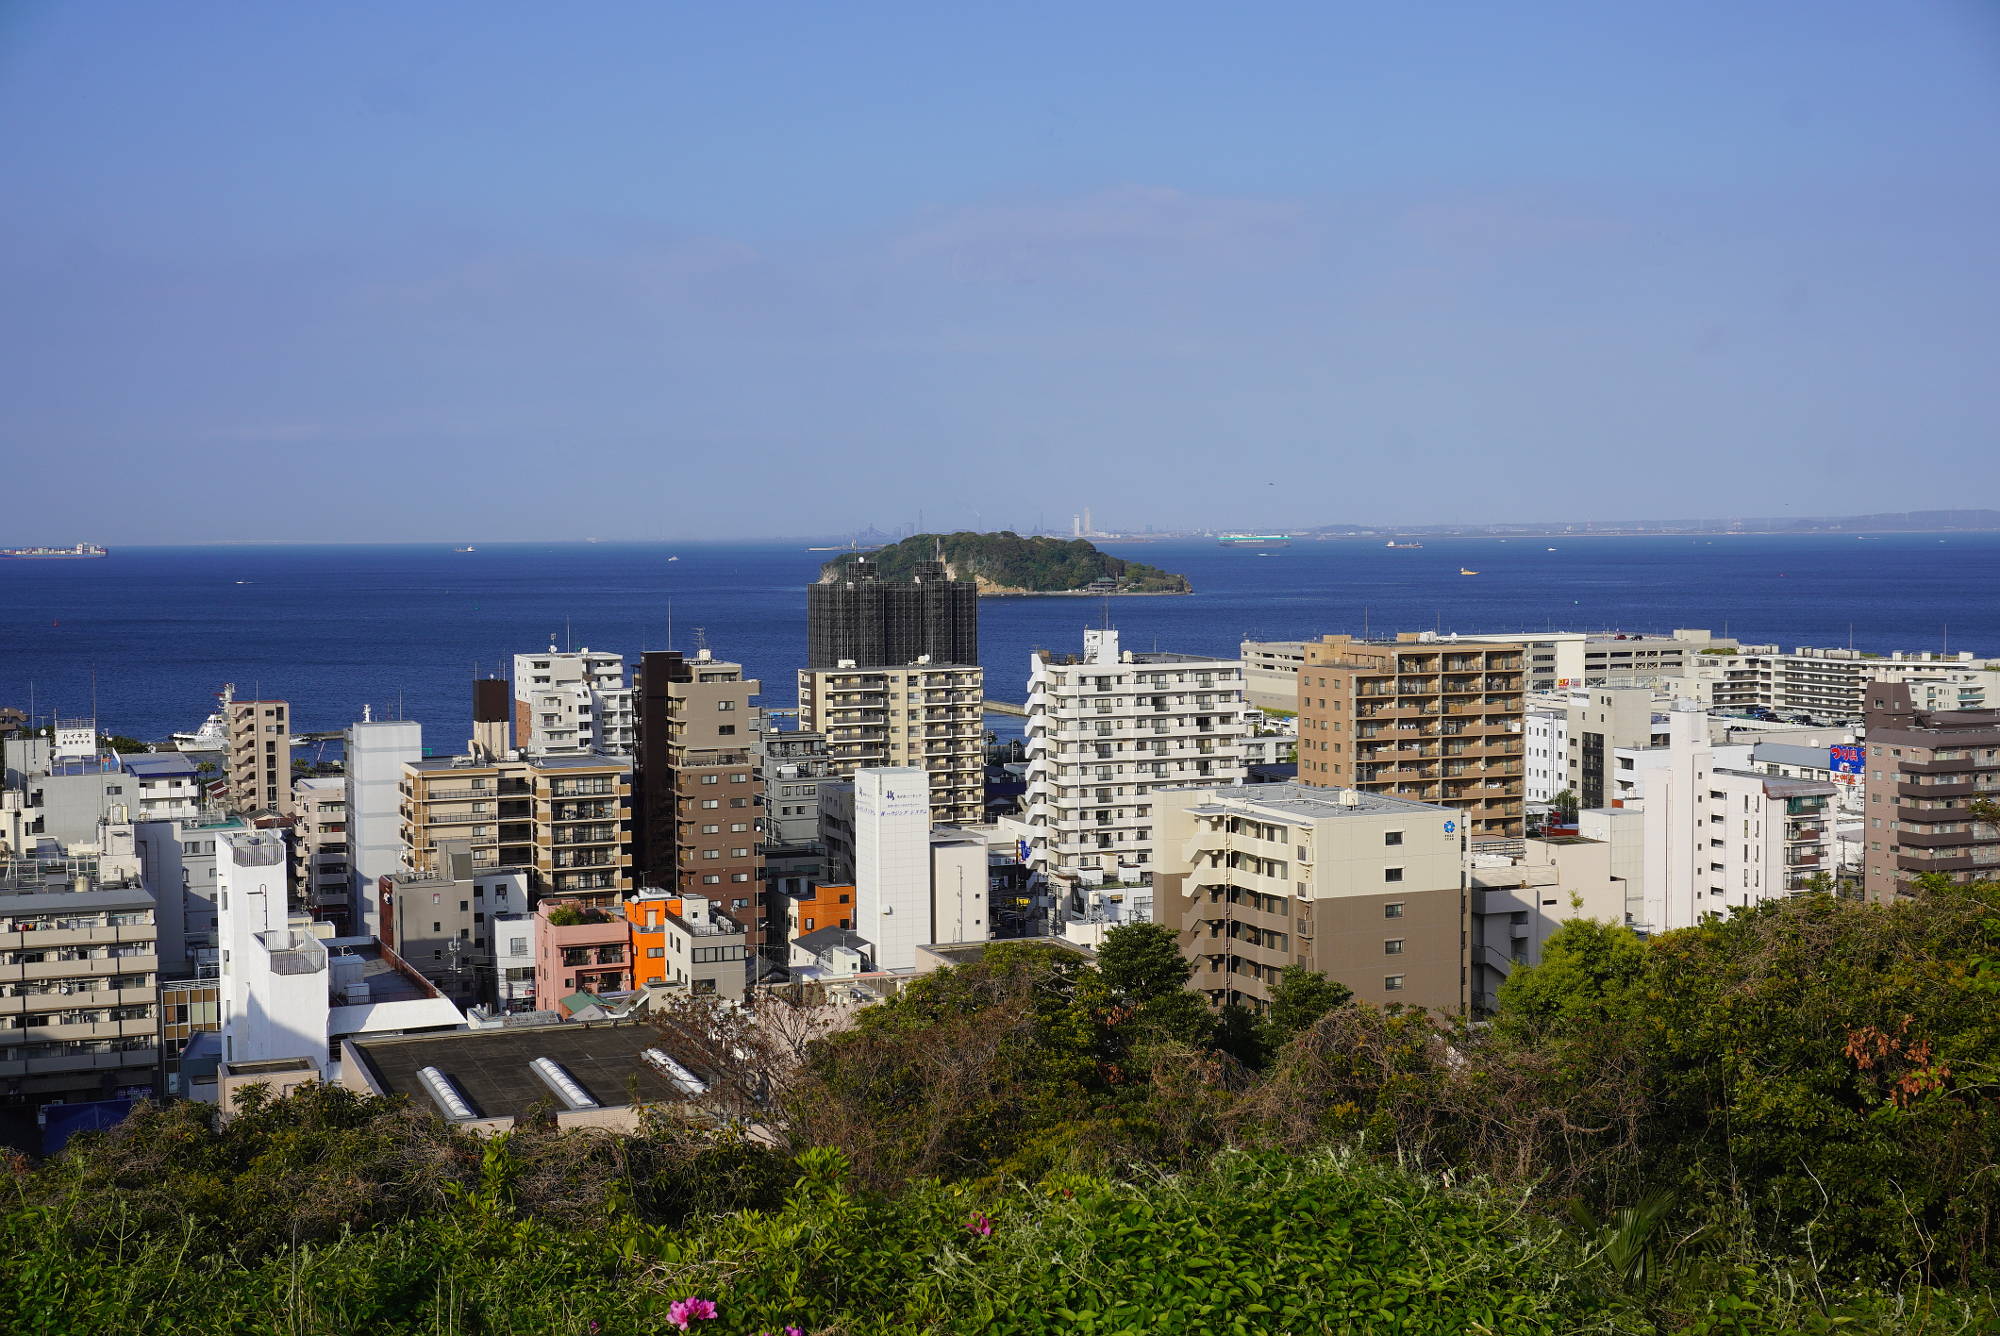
[790,882,855,938]
[626,889,686,989]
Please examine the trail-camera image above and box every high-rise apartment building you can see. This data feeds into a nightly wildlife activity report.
[633,651,766,947]
[1155,783,1467,1015]
[512,648,635,755]
[399,753,632,900]
[1861,683,2000,902]
[807,558,978,670]
[225,695,292,815]
[1296,635,1526,839]
[0,846,161,1112]
[797,662,985,827]
[1024,630,1248,924]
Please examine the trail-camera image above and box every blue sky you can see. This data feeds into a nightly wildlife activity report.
[2,1,1997,541]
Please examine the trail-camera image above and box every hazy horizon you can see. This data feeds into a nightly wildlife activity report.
[4,2,1997,544]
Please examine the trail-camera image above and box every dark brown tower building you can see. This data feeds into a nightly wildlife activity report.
[633,650,767,950]
[1862,682,2000,903]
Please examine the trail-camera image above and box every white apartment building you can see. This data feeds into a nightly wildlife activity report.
[1026,630,1249,925]
[1524,709,1567,804]
[1635,709,1837,933]
[0,844,161,1112]
[797,661,984,826]
[292,775,349,926]
[1697,646,1993,720]
[513,648,635,755]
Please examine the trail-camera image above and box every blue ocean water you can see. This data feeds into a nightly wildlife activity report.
[1,534,1992,746]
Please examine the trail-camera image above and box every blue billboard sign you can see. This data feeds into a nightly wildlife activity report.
[1829,744,1865,775]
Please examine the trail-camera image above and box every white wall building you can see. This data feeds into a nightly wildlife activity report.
[1634,709,1837,933]
[1025,630,1249,925]
[1524,709,1568,804]
[512,648,635,756]
[210,828,465,1092]
[806,769,988,975]
[344,716,423,939]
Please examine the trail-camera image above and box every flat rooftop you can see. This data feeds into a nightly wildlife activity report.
[348,1020,682,1120]
[410,753,630,773]
[1181,782,1450,821]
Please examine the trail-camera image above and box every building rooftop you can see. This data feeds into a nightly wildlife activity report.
[794,925,871,955]
[1180,781,1452,822]
[120,753,198,779]
[1714,767,1836,796]
[1752,742,1842,770]
[0,883,154,915]
[346,1020,683,1121]
[409,752,630,774]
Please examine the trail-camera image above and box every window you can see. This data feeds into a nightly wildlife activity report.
[1384,939,1405,955]
[702,823,720,834]
[700,799,720,809]
[1384,974,1405,991]
[716,700,735,711]
[1383,831,1403,846]
[701,874,721,884]
[1383,867,1404,883]
[1384,902,1405,918]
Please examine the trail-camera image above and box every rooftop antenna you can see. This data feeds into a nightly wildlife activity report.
[667,599,673,650]
[693,625,709,654]
[565,617,573,653]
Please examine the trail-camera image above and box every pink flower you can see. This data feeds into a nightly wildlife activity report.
[668,1297,719,1328]
[966,1213,994,1238]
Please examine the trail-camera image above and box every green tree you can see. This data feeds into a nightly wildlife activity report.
[1493,918,1645,1041]
[1095,922,1191,1001]
[1263,968,1353,1049]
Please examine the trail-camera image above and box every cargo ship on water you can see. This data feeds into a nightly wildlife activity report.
[1215,533,1292,547]
[1,542,108,559]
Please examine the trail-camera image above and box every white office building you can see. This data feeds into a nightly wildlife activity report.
[1025,630,1249,926]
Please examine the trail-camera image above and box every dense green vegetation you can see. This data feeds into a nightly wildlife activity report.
[5,884,1999,1333]
[823,531,1191,593]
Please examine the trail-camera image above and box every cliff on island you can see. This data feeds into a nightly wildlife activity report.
[822,531,1192,595]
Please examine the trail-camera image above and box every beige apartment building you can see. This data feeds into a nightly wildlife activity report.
[226,694,292,815]
[399,753,631,900]
[798,661,984,826]
[1155,783,1467,1016]
[1861,682,2000,902]
[0,851,161,1111]
[1296,634,1526,839]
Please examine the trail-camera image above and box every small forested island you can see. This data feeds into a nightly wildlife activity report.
[823,531,1192,595]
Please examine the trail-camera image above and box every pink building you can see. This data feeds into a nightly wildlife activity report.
[532,899,630,1008]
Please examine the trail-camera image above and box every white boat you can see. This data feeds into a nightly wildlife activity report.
[173,710,227,752]
[454,545,477,553]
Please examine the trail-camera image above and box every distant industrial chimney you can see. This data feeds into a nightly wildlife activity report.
[470,677,510,760]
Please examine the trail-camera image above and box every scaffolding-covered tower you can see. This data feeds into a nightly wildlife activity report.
[807,559,978,670]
